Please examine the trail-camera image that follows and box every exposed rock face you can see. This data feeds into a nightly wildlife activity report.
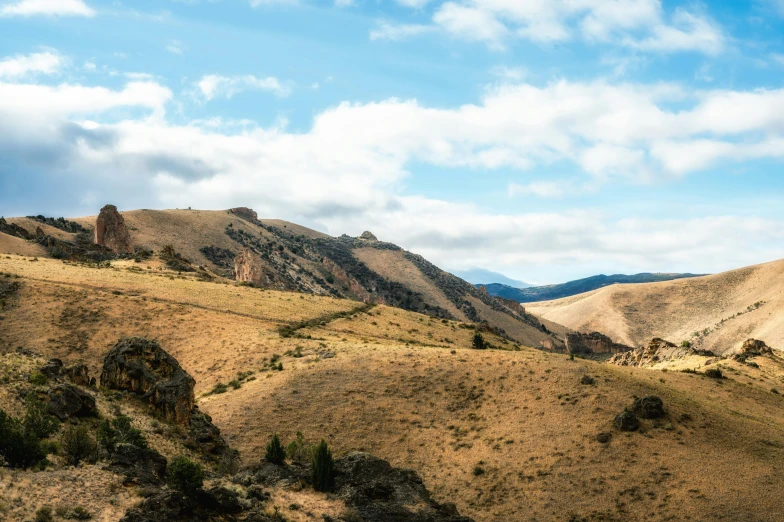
[335,452,473,522]
[741,339,772,355]
[565,332,633,355]
[100,337,195,425]
[40,358,64,379]
[359,231,378,241]
[234,248,269,286]
[632,396,665,419]
[47,384,96,421]
[229,207,258,222]
[0,217,33,240]
[95,205,133,254]
[39,359,91,386]
[109,444,168,486]
[614,410,639,432]
[609,338,694,367]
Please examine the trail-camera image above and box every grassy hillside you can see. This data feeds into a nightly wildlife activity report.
[1,255,784,521]
[484,273,704,304]
[527,259,784,354]
[3,208,559,348]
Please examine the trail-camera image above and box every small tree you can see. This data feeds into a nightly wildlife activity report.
[265,433,286,465]
[472,332,487,350]
[61,424,97,466]
[168,456,204,496]
[23,395,59,440]
[311,440,335,492]
[97,415,147,452]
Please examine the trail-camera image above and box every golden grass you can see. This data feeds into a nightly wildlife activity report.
[1,256,784,521]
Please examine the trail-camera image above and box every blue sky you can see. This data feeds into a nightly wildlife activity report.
[2,0,784,284]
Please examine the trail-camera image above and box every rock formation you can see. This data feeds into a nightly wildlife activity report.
[39,358,91,386]
[229,207,258,222]
[234,248,270,287]
[94,205,133,254]
[359,231,378,241]
[565,332,633,355]
[100,337,195,424]
[109,444,168,486]
[609,338,708,367]
[47,384,96,421]
[740,339,772,355]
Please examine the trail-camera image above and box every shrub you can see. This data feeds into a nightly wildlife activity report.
[168,456,204,496]
[311,440,335,492]
[29,372,48,386]
[210,383,229,395]
[97,415,147,452]
[56,506,92,520]
[704,368,724,379]
[680,340,691,348]
[286,432,314,464]
[265,433,286,465]
[0,409,46,469]
[471,332,487,350]
[61,424,97,466]
[35,506,54,522]
[23,395,59,440]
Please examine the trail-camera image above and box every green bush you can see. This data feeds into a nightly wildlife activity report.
[97,415,147,452]
[472,332,487,350]
[168,456,204,496]
[35,506,54,522]
[0,409,46,469]
[29,372,49,386]
[286,432,314,464]
[311,440,335,492]
[23,395,60,440]
[704,368,724,379]
[61,424,97,466]
[56,506,92,520]
[265,433,286,465]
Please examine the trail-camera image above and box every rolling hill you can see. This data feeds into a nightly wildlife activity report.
[527,259,784,354]
[482,272,705,303]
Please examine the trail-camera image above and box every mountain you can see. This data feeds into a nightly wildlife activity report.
[0,208,563,349]
[451,268,532,288]
[527,259,784,354]
[482,272,704,303]
[1,249,784,521]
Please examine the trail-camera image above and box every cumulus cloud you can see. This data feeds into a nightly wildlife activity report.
[3,75,784,279]
[375,0,725,54]
[195,74,291,101]
[0,51,64,79]
[0,0,94,17]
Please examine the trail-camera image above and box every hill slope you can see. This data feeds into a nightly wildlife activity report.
[1,255,784,521]
[527,259,784,354]
[483,273,704,303]
[1,208,562,348]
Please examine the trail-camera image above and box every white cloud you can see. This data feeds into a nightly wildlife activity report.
[196,74,291,101]
[166,40,185,55]
[0,51,64,79]
[508,181,566,198]
[381,0,725,54]
[0,0,94,17]
[370,22,434,41]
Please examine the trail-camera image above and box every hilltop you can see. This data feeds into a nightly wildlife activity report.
[483,272,704,304]
[527,258,784,354]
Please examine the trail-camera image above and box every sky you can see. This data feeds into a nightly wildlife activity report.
[2,0,784,285]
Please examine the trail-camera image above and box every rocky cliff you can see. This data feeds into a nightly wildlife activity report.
[94,205,133,254]
[565,332,634,355]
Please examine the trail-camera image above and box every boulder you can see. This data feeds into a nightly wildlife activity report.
[566,332,633,355]
[614,410,639,432]
[632,396,665,419]
[359,231,378,241]
[609,338,692,367]
[48,384,96,421]
[40,358,64,379]
[229,207,258,222]
[95,204,133,254]
[109,443,168,486]
[100,337,195,425]
[335,452,473,522]
[62,363,90,386]
[596,432,612,443]
[120,488,250,522]
[741,339,772,355]
[187,408,229,457]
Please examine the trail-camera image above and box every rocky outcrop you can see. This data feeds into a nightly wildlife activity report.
[565,332,633,355]
[740,339,772,355]
[335,452,473,522]
[109,444,168,486]
[229,207,258,222]
[100,337,195,425]
[47,384,96,421]
[632,396,665,419]
[39,359,91,386]
[0,217,33,240]
[359,231,378,241]
[95,205,133,254]
[610,338,697,367]
[234,248,270,286]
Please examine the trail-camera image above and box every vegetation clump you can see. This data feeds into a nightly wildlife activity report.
[472,332,487,350]
[61,423,98,466]
[704,368,724,379]
[168,456,204,496]
[97,415,147,452]
[265,433,286,465]
[311,440,335,492]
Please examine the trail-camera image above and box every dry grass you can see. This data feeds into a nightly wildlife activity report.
[1,256,784,521]
[528,258,784,354]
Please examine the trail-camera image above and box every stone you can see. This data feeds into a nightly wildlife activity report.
[609,338,692,367]
[109,443,168,486]
[566,332,633,355]
[359,231,378,241]
[234,248,270,287]
[95,204,133,254]
[47,384,96,421]
[187,408,229,457]
[632,396,665,419]
[100,337,195,425]
[62,363,90,386]
[741,339,772,355]
[229,207,258,222]
[614,410,639,432]
[596,432,612,443]
[40,358,64,379]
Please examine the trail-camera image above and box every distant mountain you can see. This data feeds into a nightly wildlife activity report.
[452,268,532,288]
[482,273,705,303]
